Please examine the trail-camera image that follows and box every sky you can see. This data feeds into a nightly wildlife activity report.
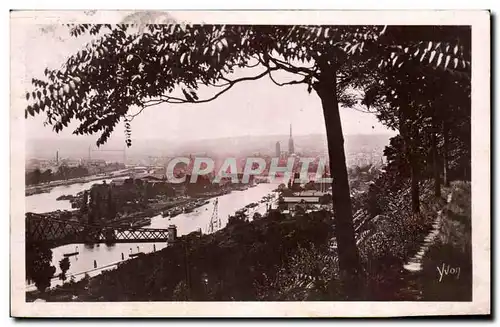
[14,23,396,147]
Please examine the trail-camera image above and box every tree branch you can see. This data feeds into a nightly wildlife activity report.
[269,56,317,77]
[258,53,316,78]
[268,70,308,87]
[137,68,279,112]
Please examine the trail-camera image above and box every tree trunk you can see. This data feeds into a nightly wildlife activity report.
[431,118,441,197]
[399,108,420,214]
[409,125,421,214]
[314,62,362,299]
[443,121,450,187]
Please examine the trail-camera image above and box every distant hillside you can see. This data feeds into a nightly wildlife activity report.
[26,133,394,163]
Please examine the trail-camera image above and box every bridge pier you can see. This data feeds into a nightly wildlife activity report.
[167,225,177,243]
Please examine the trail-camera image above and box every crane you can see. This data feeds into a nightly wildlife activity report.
[207,198,221,234]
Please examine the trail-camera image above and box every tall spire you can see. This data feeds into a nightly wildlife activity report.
[288,123,295,155]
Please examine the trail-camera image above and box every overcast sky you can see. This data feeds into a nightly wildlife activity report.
[15,23,396,146]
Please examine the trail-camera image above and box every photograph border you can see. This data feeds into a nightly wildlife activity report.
[10,9,491,317]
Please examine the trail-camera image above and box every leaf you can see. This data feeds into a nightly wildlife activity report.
[428,50,436,64]
[216,41,223,52]
[420,50,427,62]
[126,54,134,62]
[392,55,398,67]
[190,90,199,101]
[436,52,444,68]
[349,43,359,55]
[221,38,228,49]
[182,89,194,102]
[427,41,433,51]
[26,92,29,100]
[444,55,451,69]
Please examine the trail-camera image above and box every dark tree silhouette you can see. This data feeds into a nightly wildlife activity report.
[59,257,70,281]
[26,243,56,293]
[81,190,89,215]
[107,187,117,220]
[363,27,470,212]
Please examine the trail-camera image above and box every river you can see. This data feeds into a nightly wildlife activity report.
[25,179,278,291]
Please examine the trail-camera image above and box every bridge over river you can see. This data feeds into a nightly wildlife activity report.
[26,214,176,249]
[25,179,278,290]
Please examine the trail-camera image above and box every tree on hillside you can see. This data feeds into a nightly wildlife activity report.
[26,243,56,293]
[56,164,69,180]
[81,190,89,214]
[27,168,42,185]
[59,257,71,281]
[25,23,469,298]
[362,27,470,212]
[107,187,117,220]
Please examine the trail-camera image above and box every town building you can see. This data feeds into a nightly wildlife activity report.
[282,190,330,212]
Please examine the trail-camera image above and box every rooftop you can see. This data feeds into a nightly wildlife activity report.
[283,197,320,203]
[293,190,327,197]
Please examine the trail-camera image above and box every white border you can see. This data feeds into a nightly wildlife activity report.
[9,10,491,317]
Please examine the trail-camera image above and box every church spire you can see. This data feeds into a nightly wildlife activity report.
[288,123,295,154]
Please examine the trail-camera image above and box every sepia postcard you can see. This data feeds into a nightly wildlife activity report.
[10,10,490,317]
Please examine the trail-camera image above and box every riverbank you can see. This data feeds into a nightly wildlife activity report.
[25,171,130,196]
[34,194,213,228]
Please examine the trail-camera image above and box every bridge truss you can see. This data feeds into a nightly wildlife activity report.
[26,214,173,248]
